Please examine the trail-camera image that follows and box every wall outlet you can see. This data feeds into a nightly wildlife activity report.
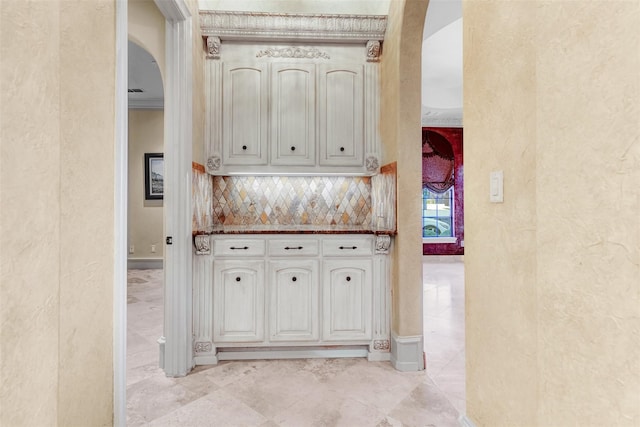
[151,244,156,253]
[129,245,134,254]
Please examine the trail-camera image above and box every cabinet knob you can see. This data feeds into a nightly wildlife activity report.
[292,276,297,282]
[340,147,345,152]
[290,146,296,151]
[235,277,241,282]
[242,145,247,150]
[346,276,351,282]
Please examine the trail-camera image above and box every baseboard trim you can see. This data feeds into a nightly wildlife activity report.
[194,355,219,365]
[367,351,391,362]
[128,258,163,269]
[390,333,425,371]
[216,347,369,362]
[157,336,165,369]
[458,414,477,427]
[422,255,464,263]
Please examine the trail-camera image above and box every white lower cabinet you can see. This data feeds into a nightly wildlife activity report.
[213,260,265,342]
[269,260,319,342]
[195,234,389,363]
[322,259,372,341]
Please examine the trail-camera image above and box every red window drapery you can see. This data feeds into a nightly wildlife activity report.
[422,130,454,194]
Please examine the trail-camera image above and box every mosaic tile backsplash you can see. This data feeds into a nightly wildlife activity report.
[193,166,214,231]
[212,176,372,226]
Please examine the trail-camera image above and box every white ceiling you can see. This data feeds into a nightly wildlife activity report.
[128,0,462,126]
[422,0,463,126]
[128,40,164,109]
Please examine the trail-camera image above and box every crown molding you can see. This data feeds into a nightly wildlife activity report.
[421,108,463,127]
[199,11,387,43]
[422,116,463,127]
[128,98,164,110]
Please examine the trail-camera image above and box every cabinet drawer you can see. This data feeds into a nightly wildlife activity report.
[268,239,319,256]
[322,237,373,256]
[213,239,265,256]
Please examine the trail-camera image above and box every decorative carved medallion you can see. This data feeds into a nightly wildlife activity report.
[194,235,211,255]
[207,155,221,172]
[200,11,387,43]
[206,36,221,59]
[366,40,381,62]
[194,341,212,353]
[375,235,391,254]
[256,46,330,60]
[373,340,390,351]
[366,156,380,172]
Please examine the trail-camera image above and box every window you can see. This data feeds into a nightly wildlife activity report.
[422,187,454,238]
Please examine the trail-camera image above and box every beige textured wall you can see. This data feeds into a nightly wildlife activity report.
[58,2,115,423]
[129,110,165,261]
[465,1,640,425]
[380,0,428,338]
[0,1,115,425]
[464,1,538,422]
[1,2,61,424]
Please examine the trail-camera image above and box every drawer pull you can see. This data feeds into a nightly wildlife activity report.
[235,277,241,282]
[230,246,249,250]
[340,146,345,152]
[339,246,358,250]
[284,246,303,250]
[292,276,297,282]
[290,146,296,151]
[346,276,351,282]
[242,145,247,150]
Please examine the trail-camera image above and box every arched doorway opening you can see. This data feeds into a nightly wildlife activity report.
[115,0,193,423]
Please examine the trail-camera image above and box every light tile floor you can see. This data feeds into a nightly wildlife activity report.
[127,257,464,426]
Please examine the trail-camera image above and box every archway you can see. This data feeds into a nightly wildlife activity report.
[379,0,429,371]
[115,0,193,424]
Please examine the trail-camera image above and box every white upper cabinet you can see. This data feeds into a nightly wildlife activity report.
[201,12,385,176]
[318,65,364,167]
[270,63,316,166]
[222,63,269,166]
[204,41,381,176]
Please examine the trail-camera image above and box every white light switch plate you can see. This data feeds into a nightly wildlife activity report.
[490,171,504,203]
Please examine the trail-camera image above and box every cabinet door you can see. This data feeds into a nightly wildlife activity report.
[269,260,319,342]
[213,260,265,342]
[318,65,364,166]
[222,63,268,165]
[322,259,372,341]
[270,64,316,166]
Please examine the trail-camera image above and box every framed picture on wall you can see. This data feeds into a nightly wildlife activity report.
[144,153,164,200]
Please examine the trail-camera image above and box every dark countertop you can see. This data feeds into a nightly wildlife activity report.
[193,224,396,236]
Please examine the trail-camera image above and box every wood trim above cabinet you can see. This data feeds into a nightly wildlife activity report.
[200,11,387,43]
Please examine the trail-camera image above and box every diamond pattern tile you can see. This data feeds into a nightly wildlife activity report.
[210,176,372,226]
